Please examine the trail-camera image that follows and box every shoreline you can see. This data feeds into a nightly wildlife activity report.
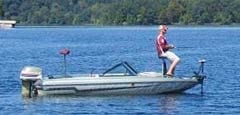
[14,22,240,28]
[14,25,240,29]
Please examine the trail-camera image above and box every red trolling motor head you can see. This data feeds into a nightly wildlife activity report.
[60,48,70,56]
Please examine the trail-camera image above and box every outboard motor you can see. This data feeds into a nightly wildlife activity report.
[20,66,42,98]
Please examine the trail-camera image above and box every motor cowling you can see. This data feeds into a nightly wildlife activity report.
[20,66,42,81]
[20,66,42,98]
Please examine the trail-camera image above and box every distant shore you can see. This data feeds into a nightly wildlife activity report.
[14,24,240,28]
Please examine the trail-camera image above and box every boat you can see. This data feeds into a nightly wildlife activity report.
[20,49,206,98]
[0,20,16,28]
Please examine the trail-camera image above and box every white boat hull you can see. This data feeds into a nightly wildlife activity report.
[36,75,200,96]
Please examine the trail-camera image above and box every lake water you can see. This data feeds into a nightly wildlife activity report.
[0,26,240,114]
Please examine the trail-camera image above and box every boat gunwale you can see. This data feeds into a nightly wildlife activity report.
[41,77,199,86]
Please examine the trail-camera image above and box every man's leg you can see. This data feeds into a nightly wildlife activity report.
[165,51,180,76]
[166,58,180,76]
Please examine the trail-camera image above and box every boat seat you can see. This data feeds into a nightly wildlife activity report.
[158,56,167,75]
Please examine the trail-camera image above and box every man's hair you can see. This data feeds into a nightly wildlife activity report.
[159,25,168,30]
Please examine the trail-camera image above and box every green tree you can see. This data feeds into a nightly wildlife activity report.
[0,0,3,17]
[214,12,232,25]
[137,7,147,24]
[166,0,184,24]
[180,14,194,25]
[230,0,240,23]
[158,0,184,24]
[2,0,240,25]
[49,3,65,24]
[90,3,106,24]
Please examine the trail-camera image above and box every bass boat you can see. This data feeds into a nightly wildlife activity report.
[20,49,206,98]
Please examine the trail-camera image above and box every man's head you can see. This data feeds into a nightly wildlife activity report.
[159,25,168,34]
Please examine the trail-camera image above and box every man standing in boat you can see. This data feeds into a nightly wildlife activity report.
[156,25,180,76]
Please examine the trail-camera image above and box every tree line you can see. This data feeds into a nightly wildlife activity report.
[1,0,240,26]
[0,0,3,17]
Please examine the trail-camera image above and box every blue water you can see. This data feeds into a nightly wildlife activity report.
[0,26,240,114]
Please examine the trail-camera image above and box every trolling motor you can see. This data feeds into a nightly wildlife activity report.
[193,59,206,94]
[60,48,70,77]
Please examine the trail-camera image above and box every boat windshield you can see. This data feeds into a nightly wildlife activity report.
[101,61,138,76]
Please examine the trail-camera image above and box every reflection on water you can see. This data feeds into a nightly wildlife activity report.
[159,94,179,114]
